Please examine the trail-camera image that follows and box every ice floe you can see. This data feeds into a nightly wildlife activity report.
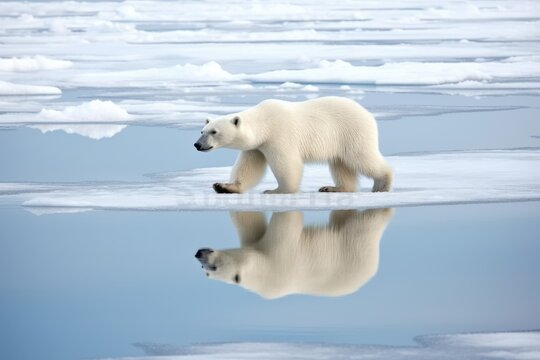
[112,331,540,360]
[29,100,131,139]
[0,56,72,72]
[246,58,540,86]
[35,100,130,123]
[0,80,61,95]
[0,0,538,96]
[0,150,536,213]
[4,56,536,95]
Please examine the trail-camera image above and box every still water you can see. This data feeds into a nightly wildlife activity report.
[1,202,539,360]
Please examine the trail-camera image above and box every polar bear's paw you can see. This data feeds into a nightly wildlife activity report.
[319,186,350,192]
[213,182,241,194]
[371,172,393,192]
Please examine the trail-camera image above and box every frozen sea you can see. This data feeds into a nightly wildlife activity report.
[0,1,539,359]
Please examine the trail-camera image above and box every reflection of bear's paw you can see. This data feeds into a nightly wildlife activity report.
[213,183,240,194]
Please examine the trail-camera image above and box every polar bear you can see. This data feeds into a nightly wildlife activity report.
[195,208,394,299]
[194,96,392,194]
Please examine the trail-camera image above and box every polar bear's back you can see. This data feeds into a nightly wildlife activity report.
[258,96,374,127]
[254,96,379,162]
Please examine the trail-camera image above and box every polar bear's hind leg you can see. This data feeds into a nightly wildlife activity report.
[364,159,393,192]
[319,160,358,192]
[339,152,393,193]
[371,166,393,192]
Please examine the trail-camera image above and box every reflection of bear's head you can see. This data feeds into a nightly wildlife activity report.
[196,247,245,284]
[194,115,243,152]
[195,209,394,299]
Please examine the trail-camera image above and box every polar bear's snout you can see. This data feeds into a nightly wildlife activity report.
[195,248,217,271]
[195,248,214,259]
[194,135,214,152]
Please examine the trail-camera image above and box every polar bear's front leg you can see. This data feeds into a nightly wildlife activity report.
[213,150,267,194]
[264,152,303,194]
[230,211,267,246]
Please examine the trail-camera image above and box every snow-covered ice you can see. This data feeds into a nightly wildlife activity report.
[246,58,540,86]
[0,0,539,139]
[0,150,535,213]
[71,61,237,87]
[111,331,540,360]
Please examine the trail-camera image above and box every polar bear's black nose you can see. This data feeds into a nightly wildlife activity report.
[194,142,202,150]
[195,248,214,259]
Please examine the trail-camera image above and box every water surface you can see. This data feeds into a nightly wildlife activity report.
[1,203,539,360]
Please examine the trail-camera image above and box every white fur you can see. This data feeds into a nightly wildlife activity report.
[199,96,393,193]
[198,208,394,299]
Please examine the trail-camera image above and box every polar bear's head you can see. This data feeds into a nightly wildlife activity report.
[195,247,243,285]
[195,246,293,299]
[194,115,242,152]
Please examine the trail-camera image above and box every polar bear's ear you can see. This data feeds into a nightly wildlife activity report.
[232,116,240,127]
[205,118,211,125]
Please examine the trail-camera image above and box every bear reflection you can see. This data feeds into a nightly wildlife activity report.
[195,208,393,299]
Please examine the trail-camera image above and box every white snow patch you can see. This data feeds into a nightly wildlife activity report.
[432,81,540,89]
[31,100,131,139]
[57,56,540,90]
[229,84,254,90]
[440,332,540,349]
[73,61,236,87]
[36,57,540,89]
[0,56,72,72]
[279,82,303,89]
[247,59,540,86]
[277,82,319,92]
[47,19,71,34]
[40,58,540,91]
[0,80,61,95]
[302,85,319,92]
[98,5,141,20]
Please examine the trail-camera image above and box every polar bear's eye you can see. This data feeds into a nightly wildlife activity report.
[234,274,240,283]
